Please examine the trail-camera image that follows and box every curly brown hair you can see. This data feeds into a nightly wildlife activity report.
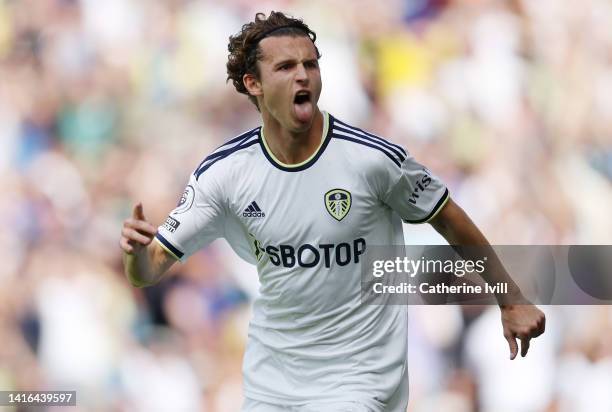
[226,11,321,110]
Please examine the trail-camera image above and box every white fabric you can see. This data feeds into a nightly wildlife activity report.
[157,112,447,409]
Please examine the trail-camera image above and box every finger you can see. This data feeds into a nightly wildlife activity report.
[119,238,134,253]
[125,219,157,235]
[133,203,146,220]
[520,337,530,357]
[540,314,546,334]
[533,323,544,337]
[506,335,518,360]
[530,316,545,338]
[122,228,153,245]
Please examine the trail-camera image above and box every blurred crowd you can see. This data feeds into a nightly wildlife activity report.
[0,0,611,411]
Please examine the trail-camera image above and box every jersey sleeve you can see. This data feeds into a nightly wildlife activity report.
[155,173,226,262]
[378,152,449,224]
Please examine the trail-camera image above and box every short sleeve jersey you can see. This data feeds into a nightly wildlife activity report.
[156,112,449,409]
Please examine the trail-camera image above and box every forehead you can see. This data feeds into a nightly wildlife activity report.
[258,35,317,63]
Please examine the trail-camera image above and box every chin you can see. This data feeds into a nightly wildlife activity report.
[291,118,313,132]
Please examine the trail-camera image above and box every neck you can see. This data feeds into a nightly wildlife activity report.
[261,109,324,165]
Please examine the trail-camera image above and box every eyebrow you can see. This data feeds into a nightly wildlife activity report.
[273,59,296,67]
[272,58,318,68]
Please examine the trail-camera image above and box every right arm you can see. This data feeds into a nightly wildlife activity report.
[120,203,177,287]
[121,164,226,286]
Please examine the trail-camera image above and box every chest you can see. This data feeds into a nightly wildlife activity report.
[226,164,380,244]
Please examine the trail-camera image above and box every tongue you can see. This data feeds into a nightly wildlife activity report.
[294,101,313,123]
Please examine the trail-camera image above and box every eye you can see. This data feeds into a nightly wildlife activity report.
[278,64,291,71]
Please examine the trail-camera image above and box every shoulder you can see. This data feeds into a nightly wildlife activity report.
[193,126,261,181]
[328,114,407,169]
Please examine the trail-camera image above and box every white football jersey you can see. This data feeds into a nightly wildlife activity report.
[156,112,448,410]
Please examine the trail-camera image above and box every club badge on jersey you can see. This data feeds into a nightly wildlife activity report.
[325,189,351,221]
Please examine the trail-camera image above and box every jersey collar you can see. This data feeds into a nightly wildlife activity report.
[259,111,333,172]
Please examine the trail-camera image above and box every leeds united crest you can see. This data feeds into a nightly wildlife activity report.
[325,189,351,221]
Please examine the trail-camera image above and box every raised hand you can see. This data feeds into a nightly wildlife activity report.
[120,203,158,254]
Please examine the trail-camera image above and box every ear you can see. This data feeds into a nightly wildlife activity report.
[243,73,263,97]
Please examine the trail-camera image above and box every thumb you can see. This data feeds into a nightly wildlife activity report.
[506,335,518,360]
[133,203,146,220]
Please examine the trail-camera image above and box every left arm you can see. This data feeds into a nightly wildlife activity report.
[428,198,546,359]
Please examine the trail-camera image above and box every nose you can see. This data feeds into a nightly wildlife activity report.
[295,63,308,83]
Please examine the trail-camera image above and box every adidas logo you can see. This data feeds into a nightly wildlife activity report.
[243,201,265,218]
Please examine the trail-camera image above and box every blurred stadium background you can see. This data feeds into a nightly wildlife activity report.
[1,0,611,411]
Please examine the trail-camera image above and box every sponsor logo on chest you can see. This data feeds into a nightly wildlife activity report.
[244,188,364,268]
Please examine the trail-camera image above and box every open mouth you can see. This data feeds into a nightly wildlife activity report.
[292,90,313,123]
[293,91,311,104]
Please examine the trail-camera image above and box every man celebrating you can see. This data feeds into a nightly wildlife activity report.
[120,11,545,411]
